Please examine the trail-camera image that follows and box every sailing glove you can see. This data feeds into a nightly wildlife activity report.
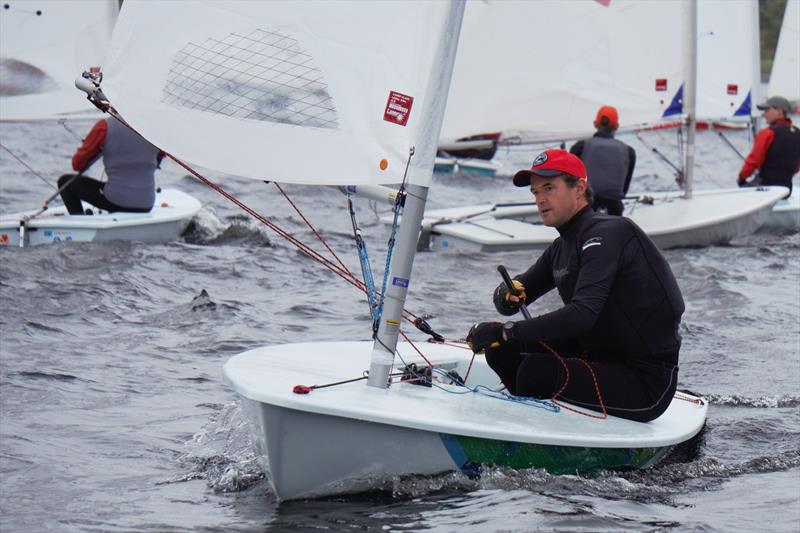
[466,322,503,353]
[493,279,527,316]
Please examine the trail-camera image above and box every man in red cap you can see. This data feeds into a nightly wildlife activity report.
[570,105,636,216]
[738,95,800,196]
[466,149,685,423]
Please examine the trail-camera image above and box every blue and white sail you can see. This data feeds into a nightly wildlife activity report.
[439,0,760,145]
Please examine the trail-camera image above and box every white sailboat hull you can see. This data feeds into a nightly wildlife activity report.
[413,187,787,253]
[0,188,201,247]
[763,187,800,230]
[434,156,501,177]
[224,341,707,500]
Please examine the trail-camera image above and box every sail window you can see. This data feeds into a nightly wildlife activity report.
[162,28,339,129]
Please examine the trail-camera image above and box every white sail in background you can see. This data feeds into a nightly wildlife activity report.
[440,0,760,144]
[440,0,687,143]
[103,0,453,187]
[0,0,118,121]
[696,0,759,120]
[769,0,800,104]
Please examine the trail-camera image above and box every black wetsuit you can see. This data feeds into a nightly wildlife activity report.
[487,205,684,422]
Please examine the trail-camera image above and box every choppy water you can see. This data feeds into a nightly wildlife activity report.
[1,120,798,532]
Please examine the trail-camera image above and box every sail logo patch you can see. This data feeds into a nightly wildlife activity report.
[533,152,548,166]
[392,276,409,288]
[384,91,413,126]
[582,236,603,251]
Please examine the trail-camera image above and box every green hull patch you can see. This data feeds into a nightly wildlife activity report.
[441,434,670,477]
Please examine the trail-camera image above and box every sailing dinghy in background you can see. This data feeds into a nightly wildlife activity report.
[763,0,800,230]
[100,0,706,500]
[0,188,201,247]
[0,0,118,121]
[403,0,785,253]
[0,1,203,245]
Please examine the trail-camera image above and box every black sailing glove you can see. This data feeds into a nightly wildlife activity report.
[492,279,527,316]
[466,322,503,353]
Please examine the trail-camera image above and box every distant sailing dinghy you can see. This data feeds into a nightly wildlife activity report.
[410,186,788,253]
[101,0,707,500]
[764,186,800,230]
[396,0,786,252]
[434,155,502,177]
[762,0,800,230]
[0,188,201,247]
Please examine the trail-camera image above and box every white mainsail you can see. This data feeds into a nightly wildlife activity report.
[768,0,800,104]
[696,0,760,120]
[102,0,455,187]
[440,0,687,144]
[440,0,758,145]
[0,0,118,121]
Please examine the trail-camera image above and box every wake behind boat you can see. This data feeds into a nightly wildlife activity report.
[0,188,201,247]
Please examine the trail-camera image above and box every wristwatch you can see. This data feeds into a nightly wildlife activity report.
[502,321,515,342]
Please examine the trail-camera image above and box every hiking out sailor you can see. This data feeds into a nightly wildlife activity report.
[738,95,800,197]
[466,149,685,423]
[570,105,636,216]
[57,117,164,215]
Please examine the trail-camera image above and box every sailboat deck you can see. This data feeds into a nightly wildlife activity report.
[224,341,707,449]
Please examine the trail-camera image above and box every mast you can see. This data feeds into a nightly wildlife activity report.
[367,1,466,388]
[683,0,698,200]
[749,0,762,134]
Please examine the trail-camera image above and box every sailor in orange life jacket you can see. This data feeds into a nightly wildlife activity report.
[466,149,685,423]
[738,95,800,197]
[57,117,165,215]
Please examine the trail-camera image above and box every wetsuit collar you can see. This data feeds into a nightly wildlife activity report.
[593,129,615,139]
[556,205,594,238]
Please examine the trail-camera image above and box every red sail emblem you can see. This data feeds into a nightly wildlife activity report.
[384,91,414,126]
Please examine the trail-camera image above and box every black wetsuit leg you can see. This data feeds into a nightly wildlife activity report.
[57,174,151,214]
[487,342,678,422]
[592,196,624,216]
[485,337,583,394]
[58,174,115,214]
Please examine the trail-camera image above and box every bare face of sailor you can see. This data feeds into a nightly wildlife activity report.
[530,174,589,228]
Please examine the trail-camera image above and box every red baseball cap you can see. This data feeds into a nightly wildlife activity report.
[594,105,619,130]
[513,149,587,187]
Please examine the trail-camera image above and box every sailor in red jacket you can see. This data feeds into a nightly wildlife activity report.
[58,117,164,215]
[738,95,800,197]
